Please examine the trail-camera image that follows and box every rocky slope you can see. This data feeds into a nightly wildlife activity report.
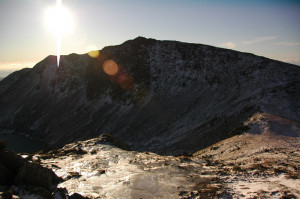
[0,37,299,155]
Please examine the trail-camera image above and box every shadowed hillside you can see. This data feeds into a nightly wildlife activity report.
[0,37,299,155]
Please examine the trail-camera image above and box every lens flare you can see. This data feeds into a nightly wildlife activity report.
[87,45,100,58]
[103,60,119,75]
[57,0,61,67]
[57,29,61,67]
[117,73,134,90]
[88,51,100,58]
[102,60,135,90]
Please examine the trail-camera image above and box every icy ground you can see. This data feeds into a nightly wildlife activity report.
[36,131,300,199]
[40,138,221,198]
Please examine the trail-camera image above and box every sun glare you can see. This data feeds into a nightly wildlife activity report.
[44,3,74,34]
[44,0,74,67]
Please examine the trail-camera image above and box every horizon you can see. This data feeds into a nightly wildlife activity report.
[0,0,300,79]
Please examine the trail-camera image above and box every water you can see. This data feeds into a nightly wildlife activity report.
[0,134,45,153]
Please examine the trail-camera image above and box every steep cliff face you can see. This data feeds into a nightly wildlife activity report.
[0,37,299,154]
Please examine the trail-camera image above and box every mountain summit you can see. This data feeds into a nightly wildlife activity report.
[0,37,299,154]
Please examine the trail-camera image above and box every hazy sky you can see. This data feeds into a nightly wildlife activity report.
[0,0,299,77]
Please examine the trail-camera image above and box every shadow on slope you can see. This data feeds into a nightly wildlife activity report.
[0,37,299,156]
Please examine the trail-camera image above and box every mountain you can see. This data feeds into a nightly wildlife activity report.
[0,37,299,155]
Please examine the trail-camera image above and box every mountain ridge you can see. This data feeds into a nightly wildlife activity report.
[0,37,299,155]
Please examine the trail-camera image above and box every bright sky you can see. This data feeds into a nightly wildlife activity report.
[0,0,299,77]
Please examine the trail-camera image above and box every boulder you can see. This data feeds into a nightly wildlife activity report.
[0,150,26,173]
[96,133,130,150]
[69,193,89,199]
[0,148,25,186]
[0,143,61,189]
[15,162,61,188]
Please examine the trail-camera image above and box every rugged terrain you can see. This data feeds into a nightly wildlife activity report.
[0,37,299,155]
[38,114,300,198]
[2,131,299,199]
[0,37,299,198]
[1,112,300,198]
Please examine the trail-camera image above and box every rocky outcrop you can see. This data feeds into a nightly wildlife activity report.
[0,140,93,198]
[0,37,299,155]
[0,148,60,188]
[0,149,25,185]
[95,133,131,150]
[15,162,60,188]
[0,139,61,198]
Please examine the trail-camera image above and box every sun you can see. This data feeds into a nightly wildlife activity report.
[44,1,74,34]
[44,0,74,66]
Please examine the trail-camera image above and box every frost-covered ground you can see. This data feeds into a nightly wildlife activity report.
[195,113,300,198]
[34,130,300,199]
[40,137,221,198]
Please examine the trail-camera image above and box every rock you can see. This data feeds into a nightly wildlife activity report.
[15,162,61,188]
[38,153,53,159]
[63,147,87,155]
[53,188,68,199]
[97,169,105,174]
[52,188,88,199]
[66,172,81,179]
[17,186,53,199]
[0,147,61,190]
[96,133,130,150]
[0,149,26,186]
[0,150,26,172]
[69,193,89,199]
